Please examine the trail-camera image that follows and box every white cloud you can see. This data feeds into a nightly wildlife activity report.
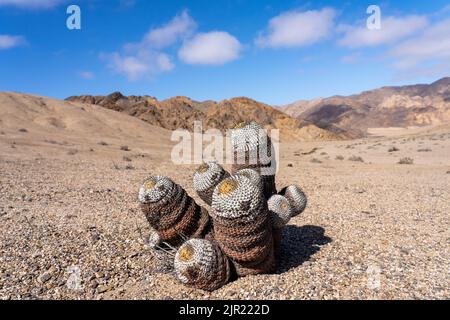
[338,15,428,48]
[179,31,242,65]
[0,34,25,49]
[0,0,66,9]
[389,18,450,79]
[103,11,193,80]
[142,9,196,49]
[256,8,336,48]
[78,71,95,80]
[103,51,174,81]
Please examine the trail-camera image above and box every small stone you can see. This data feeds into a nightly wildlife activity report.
[89,279,99,289]
[97,285,112,294]
[37,272,52,284]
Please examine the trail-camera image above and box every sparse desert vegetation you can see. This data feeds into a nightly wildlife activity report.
[67,149,78,156]
[388,146,400,152]
[398,157,414,165]
[348,155,364,162]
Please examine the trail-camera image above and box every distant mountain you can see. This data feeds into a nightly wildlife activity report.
[281,77,450,137]
[66,93,343,141]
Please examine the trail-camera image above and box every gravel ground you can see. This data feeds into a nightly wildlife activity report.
[0,129,449,300]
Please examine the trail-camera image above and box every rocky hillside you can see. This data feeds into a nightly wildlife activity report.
[281,77,450,137]
[67,93,342,141]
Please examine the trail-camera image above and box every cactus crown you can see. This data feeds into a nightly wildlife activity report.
[144,180,156,190]
[174,239,217,284]
[236,169,262,189]
[193,161,227,193]
[212,175,262,219]
[138,176,174,204]
[282,185,307,217]
[218,179,238,196]
[179,243,194,262]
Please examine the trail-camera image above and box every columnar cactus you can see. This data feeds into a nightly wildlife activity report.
[139,176,211,246]
[230,121,277,199]
[138,121,309,291]
[174,238,231,291]
[193,161,230,206]
[279,185,307,217]
[210,175,275,276]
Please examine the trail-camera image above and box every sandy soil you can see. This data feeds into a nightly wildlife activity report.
[0,92,449,300]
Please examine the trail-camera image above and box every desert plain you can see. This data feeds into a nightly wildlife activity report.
[0,92,449,300]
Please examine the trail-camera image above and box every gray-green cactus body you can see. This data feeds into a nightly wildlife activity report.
[174,238,230,291]
[210,175,275,276]
[279,185,307,217]
[139,176,211,246]
[193,161,230,206]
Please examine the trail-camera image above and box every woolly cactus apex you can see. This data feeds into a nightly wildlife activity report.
[174,238,230,291]
[212,175,262,219]
[235,168,263,193]
[211,175,275,276]
[193,161,230,206]
[139,176,174,205]
[230,121,277,200]
[139,176,212,247]
[279,185,307,217]
[268,195,292,229]
[230,121,264,164]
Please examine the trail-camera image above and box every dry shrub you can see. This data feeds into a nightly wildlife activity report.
[398,157,414,165]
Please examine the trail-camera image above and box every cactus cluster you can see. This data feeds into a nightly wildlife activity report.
[138,121,307,291]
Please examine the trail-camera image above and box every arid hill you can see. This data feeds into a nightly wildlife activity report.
[66,93,342,141]
[281,77,450,137]
[0,92,172,149]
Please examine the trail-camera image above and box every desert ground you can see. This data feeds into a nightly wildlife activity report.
[0,92,449,300]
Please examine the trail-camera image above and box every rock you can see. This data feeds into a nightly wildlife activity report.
[97,285,113,294]
[37,272,52,284]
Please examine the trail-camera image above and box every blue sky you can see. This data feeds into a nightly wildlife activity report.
[0,0,449,105]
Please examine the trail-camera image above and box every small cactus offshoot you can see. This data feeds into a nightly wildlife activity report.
[174,239,230,291]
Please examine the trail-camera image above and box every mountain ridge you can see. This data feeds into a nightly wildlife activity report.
[66,93,343,141]
[281,77,450,137]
